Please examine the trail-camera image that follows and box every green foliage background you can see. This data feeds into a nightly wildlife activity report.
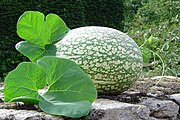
[0,0,125,80]
[124,0,180,77]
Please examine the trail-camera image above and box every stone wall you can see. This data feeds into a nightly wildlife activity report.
[0,76,179,120]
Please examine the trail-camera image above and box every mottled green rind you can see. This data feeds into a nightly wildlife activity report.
[55,26,143,94]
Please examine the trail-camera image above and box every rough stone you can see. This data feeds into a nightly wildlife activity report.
[92,99,150,120]
[169,93,180,105]
[0,75,179,120]
[0,109,63,120]
[129,76,180,95]
[0,98,179,120]
[0,99,152,120]
[139,97,179,119]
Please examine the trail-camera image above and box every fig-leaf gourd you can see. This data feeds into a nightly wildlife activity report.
[56,26,143,94]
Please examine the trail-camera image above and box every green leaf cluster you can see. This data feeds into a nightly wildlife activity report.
[4,57,97,118]
[4,11,97,118]
[16,11,69,61]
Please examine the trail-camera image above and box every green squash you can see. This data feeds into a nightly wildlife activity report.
[56,26,143,94]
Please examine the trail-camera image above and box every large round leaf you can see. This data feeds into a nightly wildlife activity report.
[46,14,69,43]
[4,62,46,104]
[37,56,97,103]
[39,99,91,118]
[37,56,97,118]
[17,11,51,47]
[15,41,45,61]
[16,41,57,62]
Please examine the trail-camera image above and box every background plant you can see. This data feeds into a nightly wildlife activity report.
[124,0,180,77]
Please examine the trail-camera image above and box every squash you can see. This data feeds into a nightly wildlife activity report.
[56,26,143,94]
